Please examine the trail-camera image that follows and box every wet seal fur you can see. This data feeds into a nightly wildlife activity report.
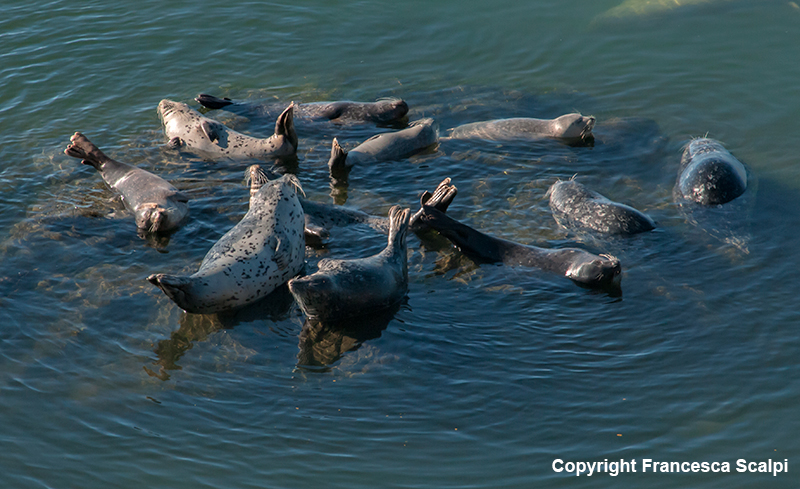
[418,204,621,290]
[64,132,189,233]
[547,178,655,235]
[158,99,297,161]
[147,174,305,314]
[447,113,595,144]
[195,93,409,126]
[288,206,411,321]
[675,137,747,206]
[328,118,438,180]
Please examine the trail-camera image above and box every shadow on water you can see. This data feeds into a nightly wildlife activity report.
[295,302,402,370]
[144,284,296,381]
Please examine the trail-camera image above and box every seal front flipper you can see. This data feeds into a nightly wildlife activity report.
[195,93,234,110]
[201,120,221,143]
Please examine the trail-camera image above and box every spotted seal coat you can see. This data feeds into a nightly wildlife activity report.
[147,174,305,314]
[546,179,655,235]
[447,113,595,143]
[195,93,409,126]
[417,205,621,290]
[288,206,411,321]
[157,99,297,161]
[64,132,189,233]
[675,137,747,206]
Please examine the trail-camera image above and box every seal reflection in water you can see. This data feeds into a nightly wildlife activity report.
[547,178,656,236]
[64,132,189,233]
[195,93,409,126]
[147,174,305,314]
[417,201,621,291]
[288,206,411,321]
[447,113,595,145]
[675,138,747,206]
[157,99,298,161]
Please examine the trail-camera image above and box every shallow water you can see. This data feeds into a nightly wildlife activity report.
[2,0,800,487]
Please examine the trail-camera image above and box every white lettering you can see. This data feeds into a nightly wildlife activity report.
[552,459,563,472]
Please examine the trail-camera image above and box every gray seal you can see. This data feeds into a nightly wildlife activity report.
[675,138,747,205]
[158,99,297,161]
[417,204,621,290]
[328,118,438,180]
[288,206,411,321]
[447,113,595,143]
[64,132,189,233]
[195,93,409,126]
[546,179,655,235]
[147,174,305,314]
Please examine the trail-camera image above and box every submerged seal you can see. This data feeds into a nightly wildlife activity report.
[147,174,305,314]
[417,205,621,290]
[196,93,409,126]
[157,99,297,161]
[328,118,438,179]
[546,179,655,235]
[447,113,595,143]
[288,206,411,321]
[675,138,747,206]
[64,132,189,233]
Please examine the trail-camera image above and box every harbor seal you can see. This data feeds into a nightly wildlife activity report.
[288,206,411,321]
[417,205,621,290]
[447,113,595,144]
[147,174,305,314]
[675,138,747,206]
[157,99,297,161]
[64,132,189,233]
[546,178,655,235]
[196,93,409,126]
[328,118,438,180]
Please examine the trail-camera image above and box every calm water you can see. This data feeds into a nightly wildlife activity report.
[2,0,799,487]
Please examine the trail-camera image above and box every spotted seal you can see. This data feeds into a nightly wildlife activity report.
[64,132,189,233]
[157,99,297,161]
[675,137,748,206]
[147,174,305,314]
[195,93,409,126]
[546,178,655,235]
[417,205,621,290]
[288,206,411,321]
[447,113,595,144]
[328,118,438,180]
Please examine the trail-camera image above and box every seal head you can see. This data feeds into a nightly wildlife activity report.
[675,138,747,206]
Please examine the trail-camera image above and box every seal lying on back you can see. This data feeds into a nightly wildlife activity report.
[417,205,621,290]
[64,132,189,233]
[195,93,409,126]
[157,99,297,161]
[547,179,655,235]
[328,118,438,179]
[675,138,747,206]
[447,113,595,143]
[288,206,411,321]
[147,174,305,314]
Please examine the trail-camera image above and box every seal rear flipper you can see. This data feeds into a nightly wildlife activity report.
[274,103,298,151]
[147,273,194,310]
[410,178,458,232]
[386,206,411,253]
[64,132,111,171]
[328,137,351,181]
[195,93,234,110]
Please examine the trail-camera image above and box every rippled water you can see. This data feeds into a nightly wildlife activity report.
[2,0,800,487]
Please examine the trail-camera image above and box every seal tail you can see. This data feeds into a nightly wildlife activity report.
[387,205,411,254]
[64,132,110,171]
[275,103,298,151]
[147,273,195,311]
[195,93,234,110]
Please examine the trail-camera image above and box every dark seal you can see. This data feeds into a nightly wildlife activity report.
[675,138,747,206]
[546,179,655,235]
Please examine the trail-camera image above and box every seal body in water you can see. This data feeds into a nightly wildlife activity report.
[547,179,655,235]
[64,132,189,233]
[328,118,438,179]
[195,94,409,126]
[147,174,305,314]
[417,206,621,290]
[447,113,595,144]
[288,206,411,321]
[675,138,747,206]
[157,99,297,161]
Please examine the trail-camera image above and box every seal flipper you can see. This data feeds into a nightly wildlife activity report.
[274,103,298,151]
[147,274,194,311]
[195,93,234,110]
[328,137,350,182]
[201,120,221,143]
[64,132,111,171]
[410,178,458,232]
